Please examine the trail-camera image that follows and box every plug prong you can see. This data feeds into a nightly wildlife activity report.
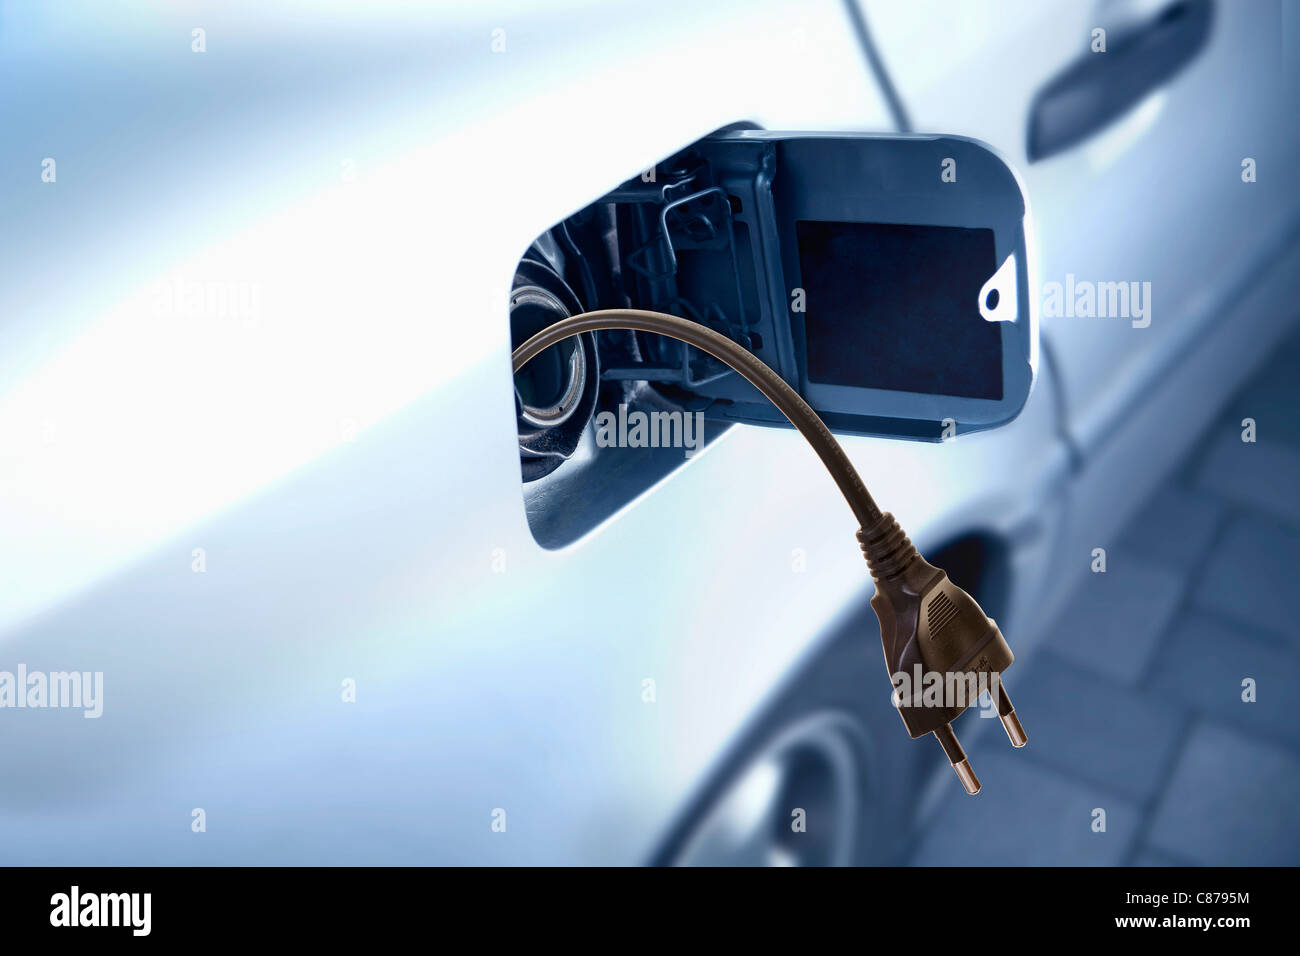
[997,683,1027,748]
[933,723,980,795]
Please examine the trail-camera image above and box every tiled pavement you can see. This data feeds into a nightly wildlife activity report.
[907,330,1300,866]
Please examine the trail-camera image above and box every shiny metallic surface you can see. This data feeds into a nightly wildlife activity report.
[0,0,1295,865]
[517,330,586,429]
[672,713,862,867]
[953,760,982,796]
[1001,710,1028,749]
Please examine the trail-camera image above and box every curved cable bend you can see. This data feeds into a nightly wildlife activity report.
[510,309,882,526]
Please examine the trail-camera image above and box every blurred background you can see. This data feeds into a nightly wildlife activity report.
[908,332,1300,865]
[0,0,1297,865]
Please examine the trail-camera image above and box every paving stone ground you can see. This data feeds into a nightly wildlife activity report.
[907,329,1300,866]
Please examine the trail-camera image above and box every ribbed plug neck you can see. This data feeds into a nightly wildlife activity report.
[857,512,919,583]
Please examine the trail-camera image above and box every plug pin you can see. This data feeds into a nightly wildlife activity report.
[997,684,1028,748]
[933,723,980,795]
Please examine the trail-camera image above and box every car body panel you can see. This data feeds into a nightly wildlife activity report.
[0,0,1291,864]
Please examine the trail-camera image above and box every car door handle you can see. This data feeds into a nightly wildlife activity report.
[1026,0,1214,161]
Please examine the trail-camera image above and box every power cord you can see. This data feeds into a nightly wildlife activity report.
[513,309,1027,794]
